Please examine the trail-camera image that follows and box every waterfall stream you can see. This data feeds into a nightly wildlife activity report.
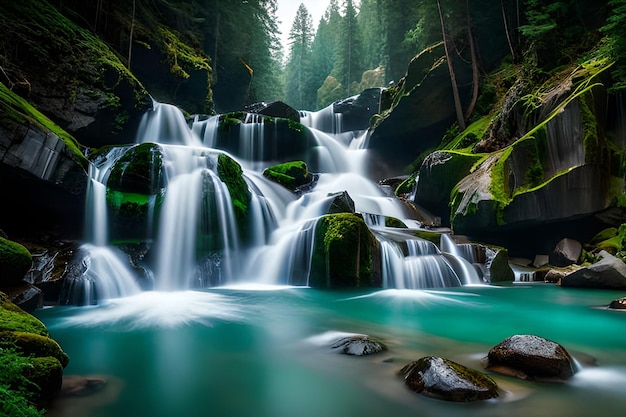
[71,99,487,304]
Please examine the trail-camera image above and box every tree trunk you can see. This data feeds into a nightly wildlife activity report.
[464,0,480,120]
[501,0,517,62]
[437,0,466,130]
[127,0,136,70]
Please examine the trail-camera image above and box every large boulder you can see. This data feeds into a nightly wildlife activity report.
[549,238,582,267]
[309,213,381,288]
[561,250,626,289]
[262,161,316,193]
[368,43,466,169]
[399,356,499,402]
[245,101,300,123]
[485,334,577,381]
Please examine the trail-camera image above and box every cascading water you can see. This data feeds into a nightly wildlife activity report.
[71,97,488,303]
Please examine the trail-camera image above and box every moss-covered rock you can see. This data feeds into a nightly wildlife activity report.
[106,143,164,194]
[414,150,483,226]
[262,161,314,192]
[0,0,152,147]
[0,292,68,408]
[309,213,380,288]
[0,237,32,287]
[217,153,251,231]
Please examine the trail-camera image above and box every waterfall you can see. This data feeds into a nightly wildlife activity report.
[73,98,493,303]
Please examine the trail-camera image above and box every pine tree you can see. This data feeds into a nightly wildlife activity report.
[285,3,315,109]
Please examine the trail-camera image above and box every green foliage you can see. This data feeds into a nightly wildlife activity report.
[600,0,626,90]
[0,347,45,417]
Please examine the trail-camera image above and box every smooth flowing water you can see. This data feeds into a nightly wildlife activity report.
[38,284,626,417]
[41,97,626,416]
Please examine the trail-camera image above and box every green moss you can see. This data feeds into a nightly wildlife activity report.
[0,82,88,170]
[0,347,45,417]
[309,214,377,288]
[263,161,313,191]
[0,237,32,286]
[395,172,417,196]
[0,293,48,337]
[0,331,69,368]
[217,153,251,230]
[443,117,491,151]
[106,143,164,195]
[156,26,211,80]
[385,217,407,228]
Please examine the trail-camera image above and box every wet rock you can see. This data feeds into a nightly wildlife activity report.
[550,238,582,267]
[485,334,576,380]
[609,297,626,309]
[60,375,107,397]
[561,250,626,289]
[330,335,386,356]
[399,356,499,402]
[327,190,355,214]
[245,101,300,122]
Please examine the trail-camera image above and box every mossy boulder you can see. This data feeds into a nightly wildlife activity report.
[263,161,315,192]
[105,144,165,241]
[0,292,68,407]
[399,356,499,402]
[0,237,32,287]
[217,153,251,231]
[309,213,380,288]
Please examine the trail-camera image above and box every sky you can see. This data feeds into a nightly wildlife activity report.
[276,0,331,55]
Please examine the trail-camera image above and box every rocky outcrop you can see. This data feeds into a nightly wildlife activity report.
[561,250,626,289]
[484,334,577,381]
[368,43,465,169]
[0,0,153,148]
[262,161,316,193]
[246,101,300,123]
[399,356,499,402]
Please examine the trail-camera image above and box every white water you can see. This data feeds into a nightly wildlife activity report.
[73,98,487,304]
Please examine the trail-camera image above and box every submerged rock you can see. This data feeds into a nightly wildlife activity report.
[330,335,386,356]
[399,356,499,402]
[485,334,576,380]
[609,297,626,309]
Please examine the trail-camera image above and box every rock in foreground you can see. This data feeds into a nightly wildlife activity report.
[485,334,576,381]
[399,356,499,402]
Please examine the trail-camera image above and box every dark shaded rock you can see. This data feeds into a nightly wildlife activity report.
[485,334,576,380]
[333,87,382,132]
[487,248,515,283]
[609,297,626,309]
[550,238,582,267]
[327,191,355,214]
[245,101,300,123]
[543,265,583,283]
[399,356,499,402]
[5,284,43,312]
[561,250,626,289]
[60,375,107,397]
[330,335,386,356]
[414,151,482,227]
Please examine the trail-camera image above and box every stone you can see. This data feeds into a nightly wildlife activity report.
[399,356,499,402]
[609,297,626,309]
[550,238,582,267]
[561,250,626,289]
[533,254,550,268]
[485,334,576,380]
[330,335,386,356]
